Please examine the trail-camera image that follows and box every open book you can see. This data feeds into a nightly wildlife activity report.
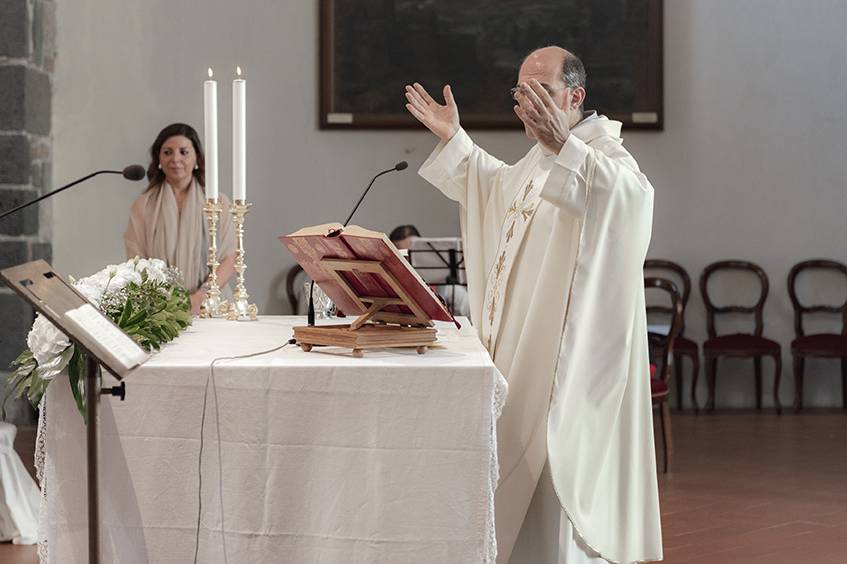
[64,303,149,378]
[279,223,455,324]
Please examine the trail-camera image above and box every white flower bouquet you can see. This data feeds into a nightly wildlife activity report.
[2,257,192,418]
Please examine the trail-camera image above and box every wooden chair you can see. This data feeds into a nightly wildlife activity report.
[787,260,847,410]
[285,264,306,314]
[645,277,683,473]
[644,259,700,411]
[700,261,782,414]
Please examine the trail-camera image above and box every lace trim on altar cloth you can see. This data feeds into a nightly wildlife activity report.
[35,396,48,563]
[482,371,508,564]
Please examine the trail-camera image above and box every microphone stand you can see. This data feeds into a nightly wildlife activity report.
[307,164,407,326]
[0,169,137,220]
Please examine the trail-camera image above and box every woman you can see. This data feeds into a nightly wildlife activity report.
[124,123,236,315]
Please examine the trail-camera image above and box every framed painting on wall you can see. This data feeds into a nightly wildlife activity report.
[320,0,663,130]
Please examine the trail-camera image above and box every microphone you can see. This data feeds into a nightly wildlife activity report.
[0,165,147,221]
[343,161,408,227]
[308,160,409,326]
[122,164,146,181]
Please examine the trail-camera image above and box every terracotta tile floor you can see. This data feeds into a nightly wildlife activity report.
[658,411,847,563]
[3,412,846,563]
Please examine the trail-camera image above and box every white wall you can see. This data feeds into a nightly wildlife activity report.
[53,0,847,408]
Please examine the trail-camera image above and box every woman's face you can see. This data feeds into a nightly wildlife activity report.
[159,135,197,188]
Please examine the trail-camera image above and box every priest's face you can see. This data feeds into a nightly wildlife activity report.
[515,49,571,139]
[159,135,197,189]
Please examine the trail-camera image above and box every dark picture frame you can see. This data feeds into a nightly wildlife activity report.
[319,0,663,130]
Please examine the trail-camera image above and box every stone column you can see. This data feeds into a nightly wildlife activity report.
[0,0,56,424]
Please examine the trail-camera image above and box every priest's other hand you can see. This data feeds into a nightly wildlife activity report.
[405,83,460,142]
[514,79,571,154]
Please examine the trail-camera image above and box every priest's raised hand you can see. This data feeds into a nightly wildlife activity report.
[514,79,573,155]
[404,83,459,142]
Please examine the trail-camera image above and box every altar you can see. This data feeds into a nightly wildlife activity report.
[37,316,505,564]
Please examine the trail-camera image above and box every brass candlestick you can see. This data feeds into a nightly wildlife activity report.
[226,199,258,321]
[200,198,229,318]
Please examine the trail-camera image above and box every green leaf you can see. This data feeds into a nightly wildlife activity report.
[119,299,133,326]
[68,350,87,420]
[10,349,35,370]
[124,309,148,327]
[1,374,26,420]
[26,376,49,406]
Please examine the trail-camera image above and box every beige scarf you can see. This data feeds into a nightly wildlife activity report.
[124,180,236,293]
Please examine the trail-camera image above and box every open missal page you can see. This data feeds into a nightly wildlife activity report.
[64,303,149,378]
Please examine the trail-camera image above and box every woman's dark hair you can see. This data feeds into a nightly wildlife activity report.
[145,123,205,191]
[389,225,421,242]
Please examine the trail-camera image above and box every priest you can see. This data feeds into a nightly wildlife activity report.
[405,47,662,563]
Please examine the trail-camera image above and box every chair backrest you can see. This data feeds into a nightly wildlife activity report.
[787,259,847,337]
[644,259,691,335]
[645,276,684,384]
[285,264,306,314]
[699,260,769,338]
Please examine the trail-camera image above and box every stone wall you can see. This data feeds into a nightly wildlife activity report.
[0,0,56,423]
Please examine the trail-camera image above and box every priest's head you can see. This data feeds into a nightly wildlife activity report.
[513,46,587,139]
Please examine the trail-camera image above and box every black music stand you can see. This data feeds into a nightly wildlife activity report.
[1,260,144,564]
[408,237,466,314]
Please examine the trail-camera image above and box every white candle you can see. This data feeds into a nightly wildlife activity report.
[232,66,246,202]
[203,68,219,200]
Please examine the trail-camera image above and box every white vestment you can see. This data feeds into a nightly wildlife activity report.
[0,422,39,545]
[419,114,662,564]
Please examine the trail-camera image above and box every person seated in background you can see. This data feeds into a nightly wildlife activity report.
[388,224,421,252]
[124,123,237,315]
[389,225,470,317]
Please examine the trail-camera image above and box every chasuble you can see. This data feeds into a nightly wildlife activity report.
[419,114,662,564]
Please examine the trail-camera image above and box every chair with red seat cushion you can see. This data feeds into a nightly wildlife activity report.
[650,372,669,398]
[645,277,683,473]
[787,260,847,410]
[700,261,782,413]
[645,259,700,411]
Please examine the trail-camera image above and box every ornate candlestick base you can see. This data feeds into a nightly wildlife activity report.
[226,199,258,321]
[200,198,230,318]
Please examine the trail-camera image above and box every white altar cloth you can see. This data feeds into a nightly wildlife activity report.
[39,316,505,563]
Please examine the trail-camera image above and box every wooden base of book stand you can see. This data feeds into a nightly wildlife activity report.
[293,323,437,358]
[294,259,442,357]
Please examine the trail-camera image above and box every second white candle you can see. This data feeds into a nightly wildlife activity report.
[232,66,246,202]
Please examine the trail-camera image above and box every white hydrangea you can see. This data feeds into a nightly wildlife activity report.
[26,314,72,379]
[135,257,168,283]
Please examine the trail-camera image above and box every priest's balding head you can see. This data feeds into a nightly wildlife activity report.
[513,46,587,140]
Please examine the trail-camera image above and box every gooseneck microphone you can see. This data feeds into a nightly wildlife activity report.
[308,160,409,326]
[0,164,147,221]
[342,161,408,227]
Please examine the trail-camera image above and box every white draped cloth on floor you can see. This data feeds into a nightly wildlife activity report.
[0,422,39,545]
[37,316,506,564]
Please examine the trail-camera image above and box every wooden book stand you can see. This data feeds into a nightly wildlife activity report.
[293,257,438,357]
